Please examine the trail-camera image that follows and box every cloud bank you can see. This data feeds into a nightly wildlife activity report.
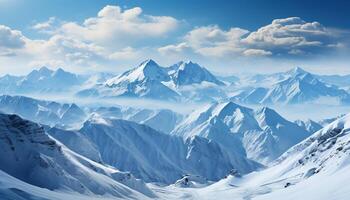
[0,4,349,74]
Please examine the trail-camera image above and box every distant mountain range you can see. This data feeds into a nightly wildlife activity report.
[0,67,84,94]
[231,67,350,105]
[1,61,350,105]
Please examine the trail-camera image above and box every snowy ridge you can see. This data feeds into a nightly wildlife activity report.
[78,115,259,184]
[0,67,83,94]
[172,101,310,164]
[232,67,350,105]
[0,113,155,198]
[0,95,87,128]
[78,59,225,101]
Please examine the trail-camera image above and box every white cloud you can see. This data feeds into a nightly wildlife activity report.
[243,49,272,56]
[183,25,248,57]
[242,17,330,49]
[0,25,26,49]
[58,5,179,48]
[109,47,140,60]
[159,17,346,58]
[158,42,191,55]
[32,17,59,34]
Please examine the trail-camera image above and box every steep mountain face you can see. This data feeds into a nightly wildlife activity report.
[91,59,180,100]
[47,127,102,163]
[188,113,350,200]
[77,59,226,102]
[0,113,154,198]
[0,95,87,127]
[295,119,323,134]
[169,61,225,86]
[172,101,310,164]
[231,67,350,105]
[79,116,259,184]
[0,67,84,94]
[124,108,183,134]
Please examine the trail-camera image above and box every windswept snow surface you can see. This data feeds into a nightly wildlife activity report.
[152,113,350,200]
[0,113,155,199]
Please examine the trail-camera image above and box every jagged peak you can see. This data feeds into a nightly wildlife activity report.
[38,66,53,74]
[138,59,160,69]
[288,66,309,76]
[178,61,202,70]
[255,106,285,124]
[212,101,249,117]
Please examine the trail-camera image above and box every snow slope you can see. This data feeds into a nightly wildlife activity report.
[0,113,155,198]
[164,112,350,200]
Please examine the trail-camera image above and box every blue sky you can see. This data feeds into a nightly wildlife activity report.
[0,0,349,75]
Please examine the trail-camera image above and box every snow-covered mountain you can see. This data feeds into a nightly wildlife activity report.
[77,59,226,102]
[0,95,88,127]
[78,59,180,100]
[123,108,183,134]
[316,74,350,88]
[168,61,225,86]
[78,115,259,184]
[172,101,310,164]
[232,67,350,105]
[0,67,84,94]
[182,112,350,200]
[0,113,155,198]
[295,119,323,134]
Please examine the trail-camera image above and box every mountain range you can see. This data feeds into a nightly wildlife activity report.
[1,61,350,105]
[172,101,311,164]
[231,67,350,105]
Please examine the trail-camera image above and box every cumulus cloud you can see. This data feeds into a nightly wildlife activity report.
[58,5,179,48]
[0,25,26,49]
[32,17,59,34]
[183,25,248,57]
[242,17,332,52]
[1,7,349,74]
[160,17,346,58]
[109,47,140,60]
[1,4,182,70]
[158,42,191,55]
[243,49,272,56]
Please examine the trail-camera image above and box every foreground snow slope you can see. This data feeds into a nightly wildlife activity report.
[0,113,155,198]
[0,169,147,200]
[168,112,350,200]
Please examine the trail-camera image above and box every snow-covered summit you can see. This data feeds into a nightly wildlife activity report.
[172,101,310,164]
[169,61,225,86]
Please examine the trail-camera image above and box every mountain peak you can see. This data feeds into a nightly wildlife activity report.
[288,66,308,76]
[139,59,158,68]
[38,66,53,74]
[255,106,285,124]
[171,61,225,86]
